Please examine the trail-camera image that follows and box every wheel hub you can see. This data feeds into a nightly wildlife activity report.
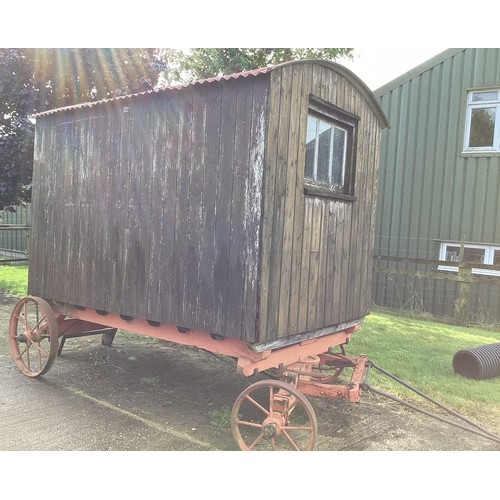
[262,414,285,439]
[19,328,43,343]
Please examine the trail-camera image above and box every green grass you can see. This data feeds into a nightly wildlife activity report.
[208,405,232,429]
[349,308,500,433]
[0,264,28,296]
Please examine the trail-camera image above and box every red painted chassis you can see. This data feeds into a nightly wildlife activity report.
[9,296,368,451]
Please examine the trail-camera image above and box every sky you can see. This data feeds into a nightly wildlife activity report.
[340,47,448,90]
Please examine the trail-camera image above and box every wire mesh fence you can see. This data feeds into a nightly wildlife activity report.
[372,235,500,328]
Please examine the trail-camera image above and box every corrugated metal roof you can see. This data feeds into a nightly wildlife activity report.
[35,66,272,117]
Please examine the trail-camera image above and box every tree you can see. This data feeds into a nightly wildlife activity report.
[163,48,353,84]
[0,48,166,208]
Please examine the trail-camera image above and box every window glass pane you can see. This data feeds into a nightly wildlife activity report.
[317,120,332,182]
[445,246,461,262]
[469,107,495,147]
[472,91,498,102]
[305,115,317,179]
[494,250,500,266]
[332,127,346,186]
[445,246,485,263]
[464,247,485,263]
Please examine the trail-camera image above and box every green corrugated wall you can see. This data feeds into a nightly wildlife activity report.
[372,48,500,322]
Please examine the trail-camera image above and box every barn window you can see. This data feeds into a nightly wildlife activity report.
[304,96,358,200]
[464,89,500,152]
[438,242,500,276]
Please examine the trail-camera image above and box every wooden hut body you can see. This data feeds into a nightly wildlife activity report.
[29,60,388,347]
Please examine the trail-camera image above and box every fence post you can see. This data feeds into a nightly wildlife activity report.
[455,237,471,326]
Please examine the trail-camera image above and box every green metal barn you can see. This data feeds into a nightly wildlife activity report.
[372,48,500,325]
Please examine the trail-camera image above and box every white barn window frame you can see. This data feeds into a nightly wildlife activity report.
[438,241,500,276]
[463,88,500,153]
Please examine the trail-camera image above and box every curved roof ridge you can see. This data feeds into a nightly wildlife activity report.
[270,59,389,128]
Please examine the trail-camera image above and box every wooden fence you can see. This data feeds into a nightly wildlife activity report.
[0,206,31,264]
[0,225,30,263]
[373,249,500,326]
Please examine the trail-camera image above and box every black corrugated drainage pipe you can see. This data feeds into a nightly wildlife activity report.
[453,343,500,380]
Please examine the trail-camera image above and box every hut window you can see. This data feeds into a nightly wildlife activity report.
[304,97,358,200]
[464,89,500,152]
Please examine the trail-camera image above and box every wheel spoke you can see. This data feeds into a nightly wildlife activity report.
[248,432,265,451]
[283,425,314,431]
[14,314,27,329]
[282,429,301,451]
[235,419,263,429]
[26,343,31,371]
[244,394,270,416]
[29,341,50,358]
[17,346,27,358]
[27,315,47,337]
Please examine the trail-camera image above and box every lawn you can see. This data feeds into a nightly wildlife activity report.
[349,309,500,434]
[0,263,499,435]
[0,264,28,296]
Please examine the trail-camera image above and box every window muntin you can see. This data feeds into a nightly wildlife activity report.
[438,242,500,276]
[304,97,358,199]
[464,89,500,152]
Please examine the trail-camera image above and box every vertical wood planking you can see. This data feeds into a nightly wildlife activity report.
[259,69,282,341]
[297,197,313,332]
[226,80,254,337]
[184,90,207,325]
[103,105,122,313]
[173,90,194,324]
[305,60,324,328]
[348,92,369,320]
[265,67,293,339]
[197,84,221,331]
[136,99,155,317]
[307,198,323,330]
[114,104,131,312]
[241,79,268,341]
[287,64,312,334]
[213,82,237,334]
[156,93,180,322]
[277,64,303,337]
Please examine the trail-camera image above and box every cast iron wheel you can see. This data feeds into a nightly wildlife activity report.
[231,379,318,451]
[9,297,59,378]
[314,344,348,383]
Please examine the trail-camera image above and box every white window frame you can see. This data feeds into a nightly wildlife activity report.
[438,242,500,276]
[463,88,500,153]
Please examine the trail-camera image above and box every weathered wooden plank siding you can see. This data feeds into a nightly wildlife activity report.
[29,77,269,342]
[29,61,384,344]
[373,48,500,320]
[260,62,384,341]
